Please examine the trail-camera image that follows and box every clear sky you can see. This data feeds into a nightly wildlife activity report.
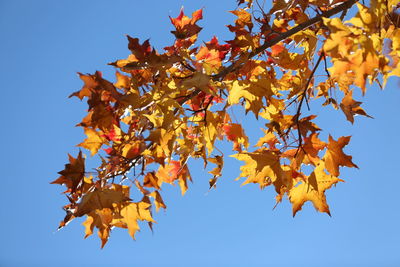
[1,1,400,266]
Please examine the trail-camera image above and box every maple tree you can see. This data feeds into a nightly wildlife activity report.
[52,0,400,247]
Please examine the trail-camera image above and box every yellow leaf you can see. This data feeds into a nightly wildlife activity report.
[289,161,343,216]
[121,140,145,159]
[120,202,155,239]
[75,188,128,217]
[78,128,106,156]
[143,172,162,190]
[347,3,376,29]
[181,72,216,96]
[120,203,140,239]
[232,150,283,188]
[228,79,273,116]
[255,129,279,149]
[323,135,358,176]
[201,110,224,155]
[82,209,113,248]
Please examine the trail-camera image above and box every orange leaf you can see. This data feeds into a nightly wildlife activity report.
[323,135,358,176]
[170,8,203,39]
[222,123,249,151]
[156,161,192,194]
[271,44,285,56]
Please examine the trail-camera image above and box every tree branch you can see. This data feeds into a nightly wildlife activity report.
[212,0,358,81]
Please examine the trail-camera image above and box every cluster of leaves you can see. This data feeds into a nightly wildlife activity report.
[53,0,400,247]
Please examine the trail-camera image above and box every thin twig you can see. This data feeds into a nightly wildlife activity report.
[294,52,325,156]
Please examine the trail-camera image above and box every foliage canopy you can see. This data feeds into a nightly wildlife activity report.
[52,0,400,247]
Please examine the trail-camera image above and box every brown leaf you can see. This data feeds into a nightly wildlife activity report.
[51,152,85,193]
[340,90,372,124]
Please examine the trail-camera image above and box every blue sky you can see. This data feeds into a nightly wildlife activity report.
[1,1,400,266]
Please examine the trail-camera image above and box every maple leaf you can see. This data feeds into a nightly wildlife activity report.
[121,140,145,159]
[323,135,358,176]
[119,201,155,240]
[255,130,279,149]
[181,72,216,96]
[51,151,85,193]
[196,36,231,74]
[146,128,176,158]
[70,72,98,100]
[283,133,326,170]
[232,150,284,189]
[271,44,285,56]
[78,128,106,156]
[228,79,274,116]
[114,71,131,89]
[230,9,253,31]
[170,8,203,39]
[289,161,343,216]
[126,36,153,61]
[156,161,192,195]
[70,71,120,102]
[82,209,113,248]
[222,123,249,151]
[75,188,129,217]
[340,90,373,124]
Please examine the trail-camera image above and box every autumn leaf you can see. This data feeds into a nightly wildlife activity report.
[230,9,253,31]
[208,155,224,189]
[289,161,343,216]
[323,135,358,176]
[149,191,167,211]
[232,150,283,189]
[78,128,106,156]
[271,44,285,56]
[82,208,113,248]
[170,8,203,39]
[75,188,129,217]
[114,71,131,89]
[119,201,155,240]
[255,129,279,149]
[196,36,231,74]
[156,161,192,195]
[126,36,153,61]
[51,151,85,193]
[340,90,373,124]
[282,133,326,170]
[222,123,249,151]
[143,172,162,190]
[181,72,216,96]
[121,140,145,159]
